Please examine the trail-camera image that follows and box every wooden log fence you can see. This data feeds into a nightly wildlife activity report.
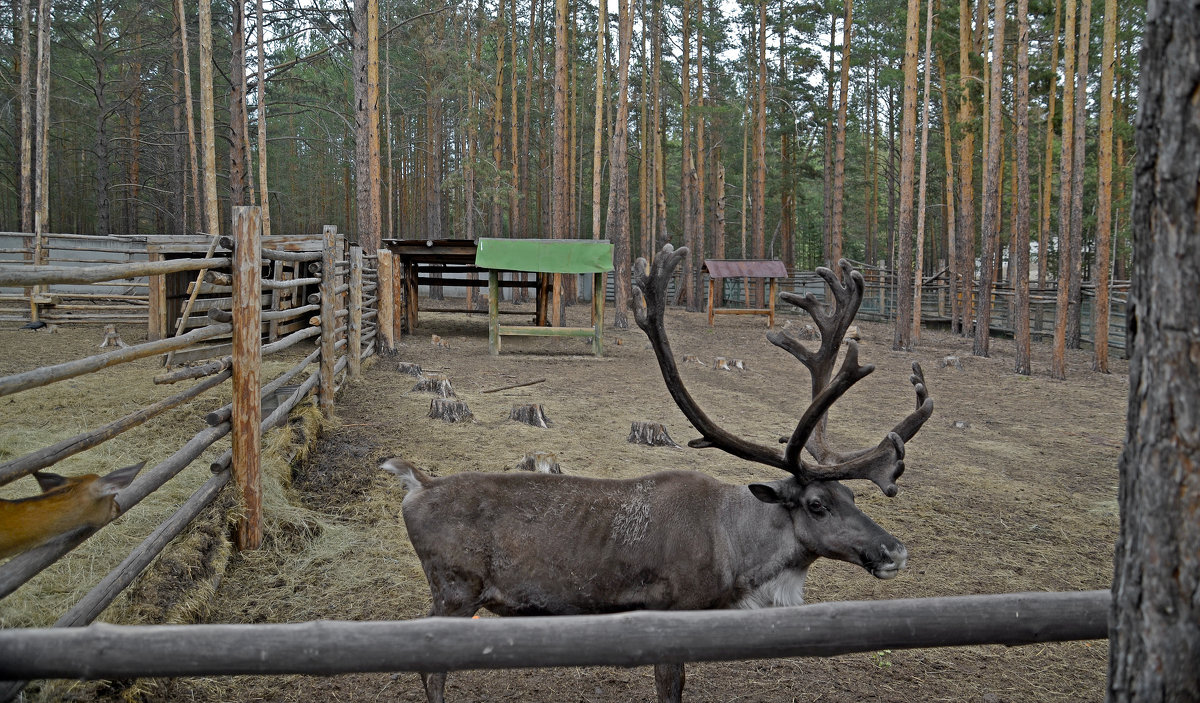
[0,210,373,701]
[0,590,1108,681]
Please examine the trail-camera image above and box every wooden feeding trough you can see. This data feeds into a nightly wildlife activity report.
[475,238,614,357]
[703,259,789,328]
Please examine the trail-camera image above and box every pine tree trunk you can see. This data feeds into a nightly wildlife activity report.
[592,0,606,242]
[1066,0,1091,350]
[229,0,248,209]
[198,0,219,236]
[607,0,633,329]
[974,0,1005,358]
[255,0,272,242]
[954,0,976,336]
[912,0,934,343]
[822,12,835,266]
[552,0,570,249]
[1051,0,1078,379]
[1092,0,1116,373]
[1037,0,1061,289]
[18,0,32,233]
[492,1,506,238]
[894,0,920,351]
[1013,0,1032,375]
[937,47,958,335]
[1108,0,1200,689]
[830,0,852,274]
[680,0,695,309]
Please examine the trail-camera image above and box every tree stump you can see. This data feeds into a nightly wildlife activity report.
[412,375,455,398]
[510,404,552,428]
[397,362,423,376]
[627,421,681,448]
[714,357,745,371]
[939,355,964,370]
[428,398,472,423]
[99,324,127,349]
[509,451,563,474]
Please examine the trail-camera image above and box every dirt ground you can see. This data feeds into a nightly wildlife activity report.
[7,298,1127,703]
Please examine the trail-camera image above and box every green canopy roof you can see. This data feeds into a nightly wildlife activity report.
[475,238,614,274]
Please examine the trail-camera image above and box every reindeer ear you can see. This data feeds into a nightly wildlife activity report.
[749,480,798,507]
[95,462,144,497]
[33,472,69,492]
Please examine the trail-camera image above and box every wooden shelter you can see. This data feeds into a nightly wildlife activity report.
[702,259,789,327]
[474,238,613,356]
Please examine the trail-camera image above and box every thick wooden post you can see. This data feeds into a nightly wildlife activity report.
[318,225,337,417]
[230,206,263,551]
[147,252,167,341]
[488,270,500,355]
[349,245,363,378]
[768,278,778,327]
[376,249,394,351]
[708,278,715,326]
[592,272,605,356]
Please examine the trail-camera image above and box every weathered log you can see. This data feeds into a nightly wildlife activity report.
[627,421,681,448]
[428,398,472,423]
[0,322,232,398]
[481,378,546,394]
[154,357,232,384]
[0,369,232,486]
[509,404,552,428]
[412,375,455,398]
[0,591,1110,679]
[0,257,232,287]
[510,452,562,474]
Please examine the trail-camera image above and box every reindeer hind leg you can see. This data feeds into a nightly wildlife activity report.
[421,587,481,703]
[654,662,686,703]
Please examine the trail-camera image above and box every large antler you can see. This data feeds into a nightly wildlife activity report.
[633,245,933,496]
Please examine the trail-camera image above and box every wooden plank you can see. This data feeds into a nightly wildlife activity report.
[0,591,1109,679]
[349,246,362,379]
[497,326,598,338]
[488,271,500,355]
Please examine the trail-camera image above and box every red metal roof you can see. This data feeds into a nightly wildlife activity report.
[702,259,789,279]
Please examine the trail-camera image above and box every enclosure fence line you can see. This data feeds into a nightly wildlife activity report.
[0,590,1108,680]
[0,206,376,702]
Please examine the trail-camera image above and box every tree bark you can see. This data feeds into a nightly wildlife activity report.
[1013,0,1032,375]
[229,0,248,209]
[18,0,32,233]
[1108,0,1200,692]
[893,0,920,351]
[1065,0,1090,350]
[830,0,852,274]
[197,0,219,236]
[1051,0,1078,380]
[1037,0,1061,289]
[1091,0,1116,373]
[973,0,1005,358]
[591,0,606,242]
[912,0,933,343]
[255,0,272,241]
[606,0,632,329]
[954,0,976,336]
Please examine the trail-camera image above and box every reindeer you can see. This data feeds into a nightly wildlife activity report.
[0,463,143,560]
[382,245,933,703]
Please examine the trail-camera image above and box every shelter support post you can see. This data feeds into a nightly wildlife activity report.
[376,249,394,352]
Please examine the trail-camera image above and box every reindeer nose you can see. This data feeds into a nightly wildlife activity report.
[873,543,908,579]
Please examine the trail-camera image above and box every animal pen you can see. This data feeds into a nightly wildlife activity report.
[1,224,1114,696]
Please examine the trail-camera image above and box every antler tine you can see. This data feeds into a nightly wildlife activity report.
[633,244,789,471]
[781,340,875,470]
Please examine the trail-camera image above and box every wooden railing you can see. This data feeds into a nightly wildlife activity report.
[0,207,376,701]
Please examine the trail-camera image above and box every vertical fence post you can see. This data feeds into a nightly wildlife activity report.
[349,245,363,379]
[377,249,394,352]
[318,225,337,417]
[231,205,263,551]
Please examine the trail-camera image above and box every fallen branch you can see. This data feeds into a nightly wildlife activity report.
[481,378,547,394]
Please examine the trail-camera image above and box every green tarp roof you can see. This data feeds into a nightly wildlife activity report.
[475,238,614,274]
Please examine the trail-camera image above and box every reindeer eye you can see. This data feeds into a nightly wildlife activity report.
[807,499,827,515]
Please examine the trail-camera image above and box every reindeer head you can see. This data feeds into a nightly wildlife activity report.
[633,245,932,581]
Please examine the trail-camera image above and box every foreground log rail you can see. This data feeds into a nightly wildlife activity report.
[0,208,376,701]
[0,590,1108,680]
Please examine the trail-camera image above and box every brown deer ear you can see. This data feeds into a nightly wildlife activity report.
[749,480,799,507]
[95,462,145,497]
[33,472,69,492]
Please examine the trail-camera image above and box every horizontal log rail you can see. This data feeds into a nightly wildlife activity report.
[0,257,231,287]
[0,323,233,398]
[0,369,233,486]
[0,591,1108,680]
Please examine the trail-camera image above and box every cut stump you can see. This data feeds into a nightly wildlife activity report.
[99,324,128,349]
[510,404,552,428]
[627,421,681,448]
[510,451,563,474]
[397,362,424,376]
[428,398,472,423]
[412,375,455,398]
